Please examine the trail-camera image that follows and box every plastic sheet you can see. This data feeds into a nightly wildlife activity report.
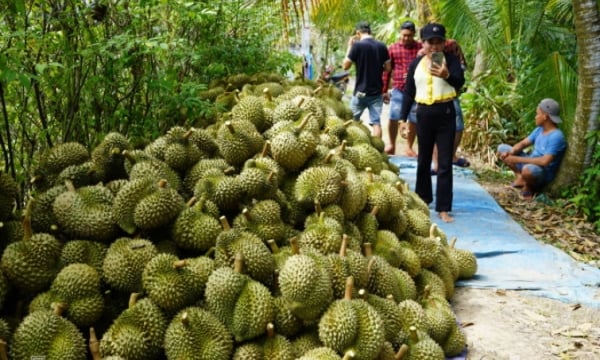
[389,156,600,308]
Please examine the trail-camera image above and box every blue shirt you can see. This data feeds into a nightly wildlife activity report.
[527,126,567,182]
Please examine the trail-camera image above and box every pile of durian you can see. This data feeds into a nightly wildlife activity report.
[0,73,477,360]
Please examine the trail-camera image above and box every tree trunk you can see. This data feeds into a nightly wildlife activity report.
[550,0,600,192]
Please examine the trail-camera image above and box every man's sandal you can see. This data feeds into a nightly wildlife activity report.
[453,157,470,167]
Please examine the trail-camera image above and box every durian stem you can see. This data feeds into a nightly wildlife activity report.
[289,236,300,255]
[314,199,322,214]
[395,181,404,194]
[225,121,235,134]
[186,196,197,208]
[183,129,193,140]
[128,292,140,308]
[450,236,457,248]
[296,97,305,107]
[342,350,356,359]
[344,276,354,300]
[157,179,168,188]
[366,256,375,280]
[267,239,280,254]
[52,302,68,316]
[0,340,8,360]
[313,85,323,95]
[408,326,419,343]
[181,312,190,326]
[172,259,188,269]
[339,234,348,257]
[395,344,409,360]
[242,208,252,222]
[365,167,374,182]
[339,139,347,154]
[233,252,244,273]
[370,205,379,217]
[324,150,335,163]
[263,88,273,102]
[22,199,34,241]
[357,288,367,300]
[267,171,275,183]
[429,223,438,239]
[204,247,215,258]
[297,114,311,131]
[64,179,76,192]
[363,242,373,257]
[89,327,101,360]
[224,166,237,175]
[261,140,271,157]
[219,216,231,231]
[266,322,275,337]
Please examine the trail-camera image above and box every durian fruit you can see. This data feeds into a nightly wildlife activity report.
[338,166,368,220]
[216,120,265,167]
[90,131,132,182]
[290,330,323,358]
[442,321,467,357]
[205,253,274,342]
[238,157,280,201]
[0,172,19,220]
[31,142,90,192]
[414,269,447,300]
[278,249,333,322]
[298,211,343,255]
[233,199,287,246]
[193,168,245,214]
[296,346,342,360]
[294,166,343,208]
[52,180,119,242]
[403,182,430,218]
[145,127,205,173]
[318,277,385,360]
[215,217,275,286]
[363,244,405,303]
[11,303,86,360]
[188,127,220,158]
[164,307,234,360]
[418,286,455,346]
[403,325,445,360]
[362,168,403,223]
[372,230,403,268]
[231,94,269,132]
[0,231,62,293]
[0,219,24,254]
[448,237,478,279]
[54,161,99,189]
[232,342,264,360]
[183,158,231,194]
[99,294,169,360]
[0,317,10,344]
[112,177,184,234]
[271,295,303,338]
[359,290,404,346]
[125,152,183,189]
[171,196,221,253]
[237,323,295,360]
[142,253,214,313]
[396,299,429,346]
[269,116,319,172]
[102,237,158,294]
[28,185,66,233]
[404,232,442,269]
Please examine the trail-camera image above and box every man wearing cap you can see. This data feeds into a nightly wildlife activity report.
[497,98,567,200]
[343,21,391,138]
[382,20,422,155]
[399,22,465,222]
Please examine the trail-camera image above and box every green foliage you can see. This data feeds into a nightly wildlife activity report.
[0,0,295,199]
[564,133,600,231]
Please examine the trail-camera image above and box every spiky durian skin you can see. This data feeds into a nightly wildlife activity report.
[102,238,158,294]
[142,254,214,313]
[294,166,343,207]
[59,240,107,277]
[214,229,275,286]
[172,202,222,253]
[204,267,273,342]
[133,182,185,230]
[49,263,104,327]
[164,307,234,360]
[52,184,119,242]
[318,299,385,360]
[10,310,87,360]
[100,298,168,360]
[296,346,341,360]
[449,247,478,279]
[0,233,62,293]
[0,172,19,220]
[278,252,333,322]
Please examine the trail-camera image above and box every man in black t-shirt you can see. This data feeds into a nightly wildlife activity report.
[343,21,391,138]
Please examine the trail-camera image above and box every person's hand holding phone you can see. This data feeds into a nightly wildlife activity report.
[429,51,449,79]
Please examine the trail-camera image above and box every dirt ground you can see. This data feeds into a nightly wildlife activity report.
[359,103,600,360]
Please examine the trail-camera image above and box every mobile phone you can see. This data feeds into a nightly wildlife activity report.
[432,52,444,67]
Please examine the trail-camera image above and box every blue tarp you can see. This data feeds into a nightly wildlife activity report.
[389,156,600,308]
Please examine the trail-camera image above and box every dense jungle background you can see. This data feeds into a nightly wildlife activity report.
[0,0,599,232]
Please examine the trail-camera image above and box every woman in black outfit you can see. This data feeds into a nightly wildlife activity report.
[399,23,465,223]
